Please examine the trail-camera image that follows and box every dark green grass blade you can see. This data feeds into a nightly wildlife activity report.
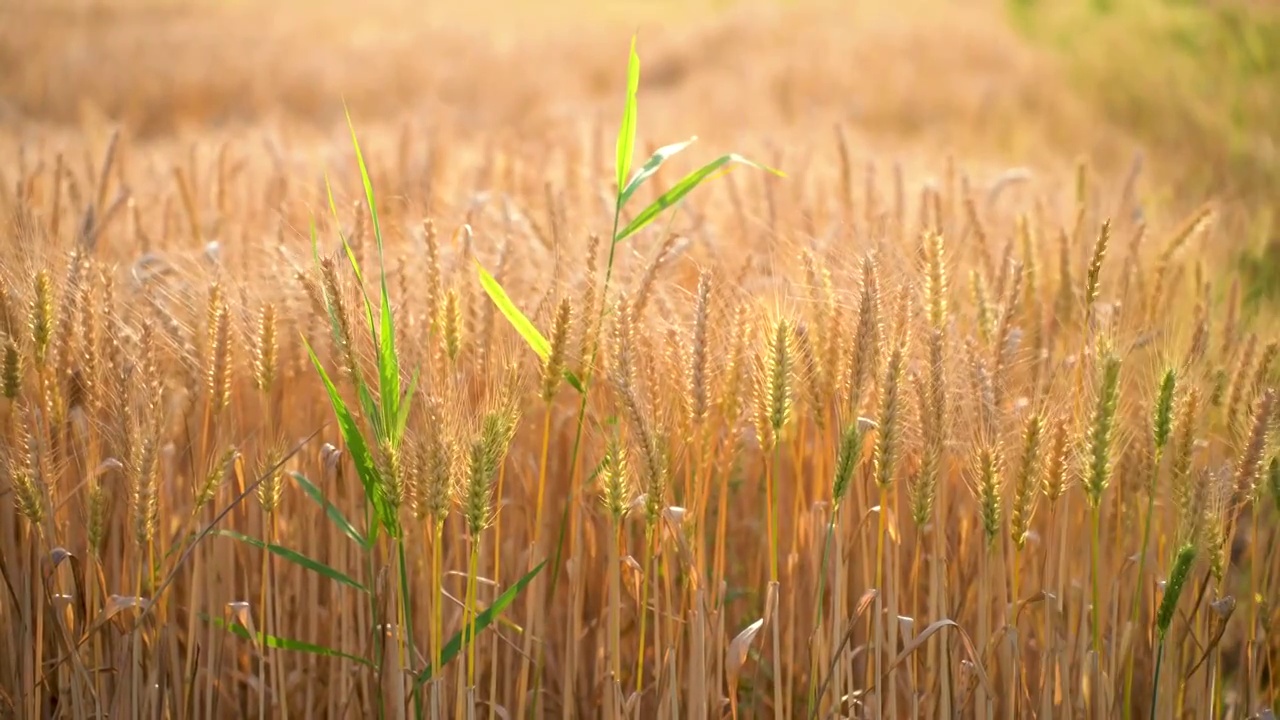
[395,365,421,442]
[414,560,547,686]
[204,615,373,667]
[342,106,402,441]
[302,334,386,537]
[615,153,784,244]
[291,472,368,549]
[214,529,368,593]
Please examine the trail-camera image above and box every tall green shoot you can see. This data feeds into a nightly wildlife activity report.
[475,32,783,710]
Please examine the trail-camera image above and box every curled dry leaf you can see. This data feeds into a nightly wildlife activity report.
[1187,595,1236,678]
[44,547,86,638]
[897,614,915,640]
[662,505,686,530]
[1210,595,1235,618]
[879,618,994,699]
[47,546,73,568]
[856,588,879,618]
[95,458,124,476]
[226,600,258,650]
[321,443,343,471]
[1014,589,1050,626]
[726,618,764,720]
[765,581,779,625]
[623,555,644,605]
[443,571,499,589]
[662,506,695,569]
[83,594,150,639]
[875,503,901,543]
[623,690,641,718]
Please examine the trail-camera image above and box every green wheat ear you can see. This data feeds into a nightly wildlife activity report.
[1156,545,1197,636]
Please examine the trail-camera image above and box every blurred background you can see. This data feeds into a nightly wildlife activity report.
[2,0,1277,297]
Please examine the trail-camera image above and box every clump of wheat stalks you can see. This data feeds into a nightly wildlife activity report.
[3,41,1280,720]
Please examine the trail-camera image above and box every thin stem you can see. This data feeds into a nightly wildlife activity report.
[608,521,623,719]
[635,525,655,696]
[429,520,444,720]
[1124,458,1162,719]
[873,482,888,718]
[397,539,418,720]
[1006,543,1018,719]
[808,510,836,710]
[1150,635,1166,720]
[1247,503,1260,707]
[465,539,481,704]
[259,519,272,720]
[767,443,783,720]
[1090,503,1104,715]
[977,540,992,720]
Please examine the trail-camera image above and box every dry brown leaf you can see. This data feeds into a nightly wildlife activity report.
[726,617,764,720]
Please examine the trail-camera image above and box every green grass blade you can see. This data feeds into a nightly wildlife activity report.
[563,369,585,395]
[618,137,697,209]
[376,290,399,442]
[614,153,784,244]
[302,334,386,536]
[214,530,368,593]
[475,261,583,393]
[377,291,399,438]
[615,34,640,194]
[344,103,384,261]
[394,365,420,442]
[204,615,373,667]
[476,259,551,361]
[414,560,546,686]
[290,472,369,549]
[342,107,401,440]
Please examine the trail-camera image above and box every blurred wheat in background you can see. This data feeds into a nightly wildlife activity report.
[1,0,1279,718]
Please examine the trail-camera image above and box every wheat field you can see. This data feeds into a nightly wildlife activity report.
[1,1,1278,718]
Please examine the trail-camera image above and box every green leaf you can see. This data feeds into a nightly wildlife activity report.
[204,615,373,667]
[475,260,550,361]
[377,290,400,441]
[344,103,385,263]
[291,472,368,549]
[615,34,640,195]
[414,560,547,686]
[563,369,586,395]
[302,335,386,536]
[343,107,401,442]
[618,137,697,209]
[215,529,368,592]
[614,153,784,244]
[394,366,421,442]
